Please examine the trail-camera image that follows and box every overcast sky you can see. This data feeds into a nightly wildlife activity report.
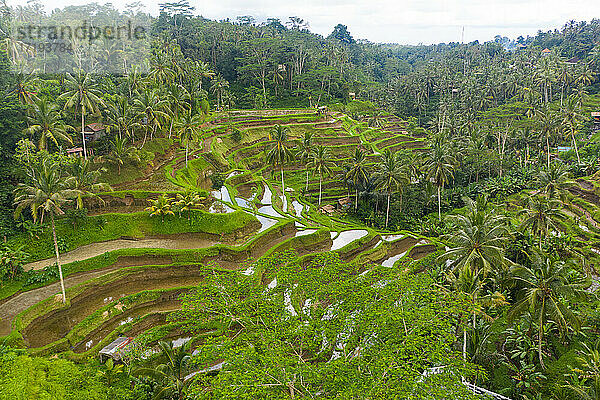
[13,0,600,44]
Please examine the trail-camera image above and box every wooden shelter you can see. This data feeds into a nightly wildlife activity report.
[593,112,600,132]
[99,336,133,362]
[84,122,106,142]
[66,147,84,157]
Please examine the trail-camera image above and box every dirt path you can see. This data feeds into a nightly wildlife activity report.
[24,234,218,271]
[0,267,121,336]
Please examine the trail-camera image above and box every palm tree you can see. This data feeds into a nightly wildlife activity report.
[25,100,74,151]
[562,96,583,164]
[508,252,587,369]
[165,83,191,138]
[105,137,140,175]
[537,162,573,201]
[346,148,370,210]
[13,158,79,303]
[443,265,508,361]
[133,88,169,146]
[518,196,566,249]
[175,191,204,220]
[104,95,136,140]
[297,131,315,193]
[266,125,295,194]
[67,157,111,209]
[367,110,385,128]
[566,340,600,400]
[12,70,39,106]
[424,139,456,221]
[535,108,558,169]
[373,149,409,229]
[175,110,203,168]
[59,70,105,160]
[211,75,230,110]
[441,196,512,277]
[308,145,334,206]
[145,194,175,222]
[149,50,175,85]
[134,340,193,400]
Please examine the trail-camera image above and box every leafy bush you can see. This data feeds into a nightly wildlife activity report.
[24,263,59,287]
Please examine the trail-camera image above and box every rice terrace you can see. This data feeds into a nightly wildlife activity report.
[2,1,600,399]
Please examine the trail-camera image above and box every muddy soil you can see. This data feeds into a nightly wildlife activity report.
[375,237,420,264]
[408,244,437,260]
[22,267,203,348]
[72,301,180,353]
[0,266,121,337]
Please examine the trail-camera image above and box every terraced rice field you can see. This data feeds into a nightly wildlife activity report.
[1,109,444,357]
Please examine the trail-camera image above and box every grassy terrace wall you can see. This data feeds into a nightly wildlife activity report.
[10,210,258,263]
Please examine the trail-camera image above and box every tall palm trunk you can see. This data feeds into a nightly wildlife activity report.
[305,168,309,193]
[463,325,467,361]
[185,140,189,168]
[572,130,581,164]
[437,185,442,222]
[355,188,359,210]
[385,191,391,228]
[546,136,551,169]
[281,166,285,195]
[81,108,87,160]
[318,173,323,205]
[538,319,546,370]
[51,213,66,303]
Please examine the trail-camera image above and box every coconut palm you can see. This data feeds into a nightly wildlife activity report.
[346,148,370,210]
[149,50,175,85]
[67,157,111,209]
[423,139,456,221]
[105,137,140,175]
[562,96,583,164]
[59,70,105,160]
[104,95,136,140]
[441,196,512,277]
[13,158,79,303]
[165,83,191,138]
[566,340,600,400]
[535,108,558,169]
[133,88,169,146]
[175,191,204,220]
[508,252,587,369]
[297,131,315,193]
[145,194,175,221]
[266,125,295,194]
[443,265,508,361]
[211,75,230,110]
[373,149,410,229]
[176,110,203,168]
[308,145,334,206]
[25,99,74,151]
[134,340,193,400]
[12,70,39,106]
[537,162,573,201]
[518,196,566,249]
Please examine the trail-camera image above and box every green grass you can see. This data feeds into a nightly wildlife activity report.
[9,210,258,263]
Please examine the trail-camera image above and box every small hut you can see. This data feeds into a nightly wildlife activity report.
[84,123,106,142]
[99,336,133,362]
[319,204,335,215]
[592,112,600,132]
[66,147,84,157]
[338,197,351,210]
